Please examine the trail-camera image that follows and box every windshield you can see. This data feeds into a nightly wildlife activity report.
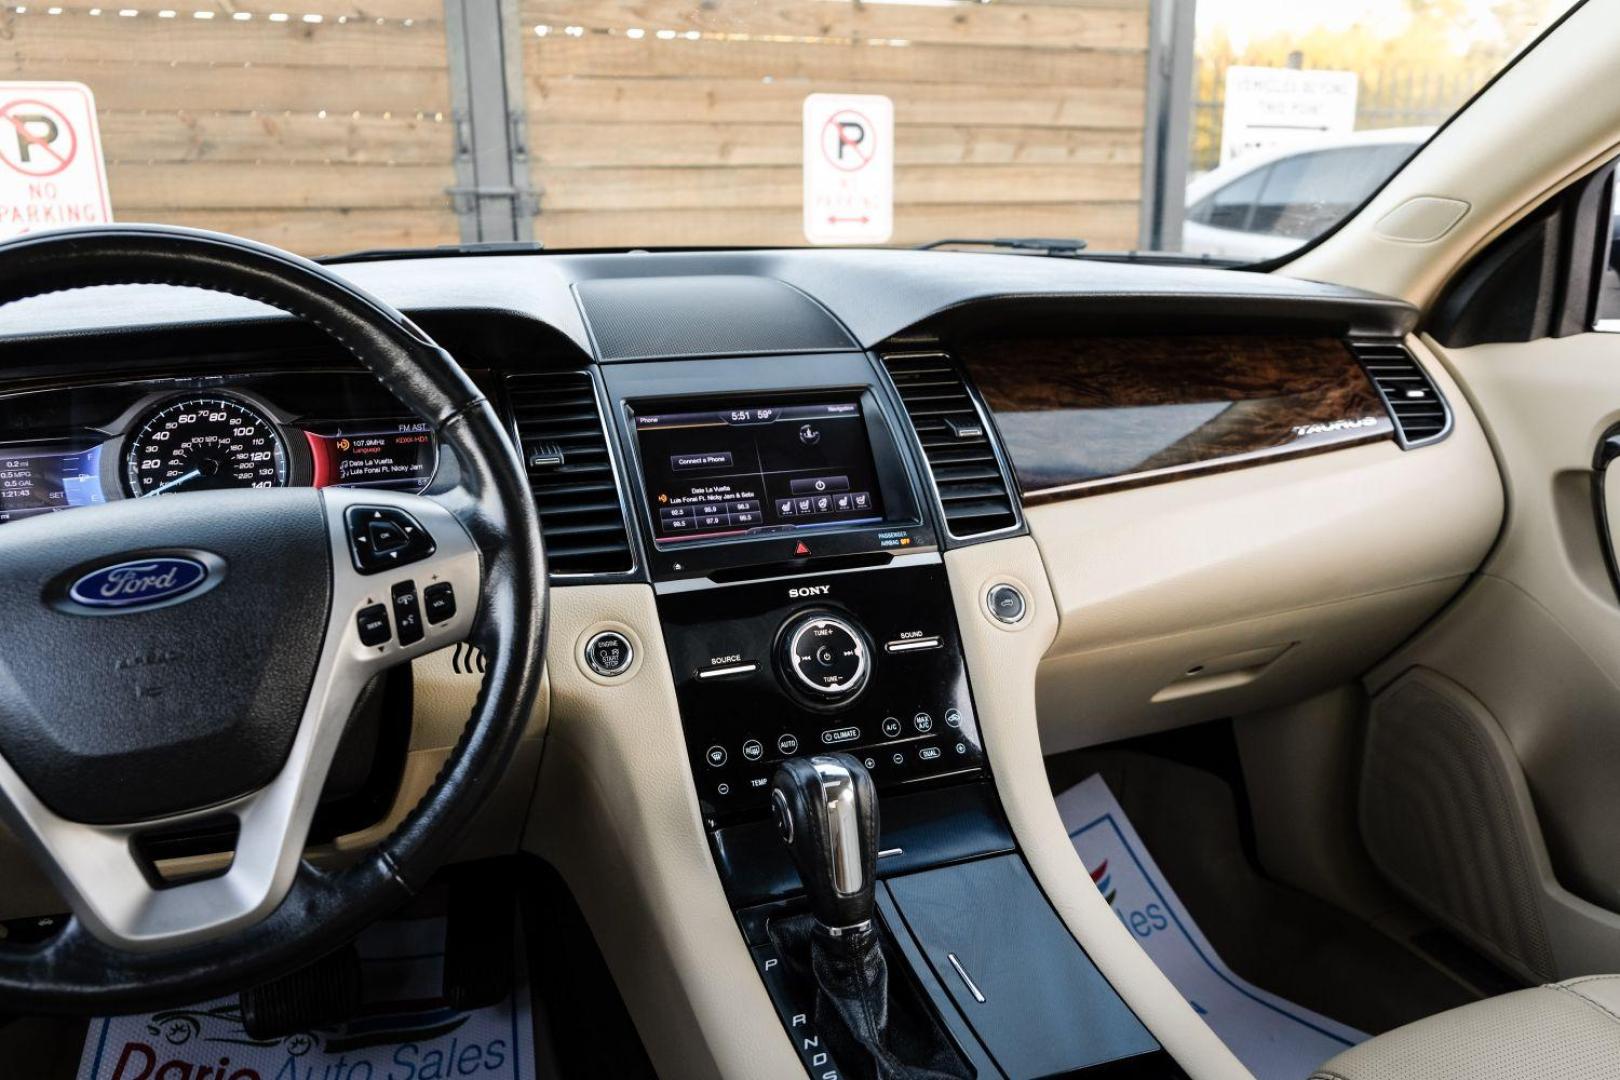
[0,0,1577,263]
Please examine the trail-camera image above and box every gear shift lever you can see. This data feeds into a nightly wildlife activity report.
[768,755,968,1079]
[770,753,879,933]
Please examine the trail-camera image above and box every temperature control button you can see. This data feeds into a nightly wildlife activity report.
[780,612,870,698]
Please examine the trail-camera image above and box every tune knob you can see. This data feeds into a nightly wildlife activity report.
[780,612,870,699]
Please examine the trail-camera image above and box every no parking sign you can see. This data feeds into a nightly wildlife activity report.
[803,93,893,245]
[0,82,112,238]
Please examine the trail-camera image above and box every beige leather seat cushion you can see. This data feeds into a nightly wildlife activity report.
[1312,976,1620,1080]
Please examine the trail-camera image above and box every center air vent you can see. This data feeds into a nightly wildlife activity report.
[507,371,634,577]
[1348,340,1452,449]
[881,351,1018,539]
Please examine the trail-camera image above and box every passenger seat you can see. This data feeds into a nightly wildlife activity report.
[1311,976,1620,1079]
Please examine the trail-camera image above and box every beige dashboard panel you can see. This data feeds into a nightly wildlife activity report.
[1362,332,1620,974]
[946,537,1252,1079]
[525,583,804,1080]
[1282,0,1620,309]
[1026,336,1503,751]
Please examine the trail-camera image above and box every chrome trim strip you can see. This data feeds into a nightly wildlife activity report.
[697,662,758,679]
[1021,429,1396,500]
[947,953,987,1003]
[884,636,941,654]
[651,550,942,595]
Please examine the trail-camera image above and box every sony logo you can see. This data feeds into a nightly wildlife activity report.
[788,584,831,599]
[1292,416,1378,437]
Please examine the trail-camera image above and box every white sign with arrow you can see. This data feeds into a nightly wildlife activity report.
[803,93,893,245]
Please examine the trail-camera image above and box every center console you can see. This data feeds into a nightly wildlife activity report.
[593,352,1176,1079]
[658,561,986,822]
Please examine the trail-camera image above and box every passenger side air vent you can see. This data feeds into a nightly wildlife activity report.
[881,351,1019,539]
[507,371,635,577]
[1349,340,1452,449]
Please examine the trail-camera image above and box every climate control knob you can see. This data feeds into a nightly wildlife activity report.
[780,612,870,699]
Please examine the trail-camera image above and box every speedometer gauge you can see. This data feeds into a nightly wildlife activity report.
[125,395,289,497]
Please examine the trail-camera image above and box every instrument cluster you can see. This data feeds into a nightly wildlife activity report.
[0,372,438,524]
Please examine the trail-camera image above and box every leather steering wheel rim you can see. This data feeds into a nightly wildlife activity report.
[0,224,546,1011]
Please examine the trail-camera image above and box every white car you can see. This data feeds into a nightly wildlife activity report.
[1184,127,1436,261]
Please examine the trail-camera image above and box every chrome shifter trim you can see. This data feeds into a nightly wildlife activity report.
[810,756,865,898]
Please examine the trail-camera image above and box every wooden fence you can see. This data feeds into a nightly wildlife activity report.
[0,0,460,255]
[0,0,1154,255]
[522,0,1152,250]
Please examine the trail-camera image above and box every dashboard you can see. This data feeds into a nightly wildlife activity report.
[0,371,440,524]
[0,246,1508,1079]
[0,245,1498,875]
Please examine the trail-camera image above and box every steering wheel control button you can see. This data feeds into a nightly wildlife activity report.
[584,631,634,677]
[742,739,764,762]
[987,582,1027,624]
[391,580,424,646]
[356,604,391,647]
[821,726,861,746]
[913,711,934,733]
[368,519,408,554]
[346,505,436,574]
[706,745,729,768]
[781,612,870,698]
[424,581,456,624]
[777,733,800,755]
[882,716,902,738]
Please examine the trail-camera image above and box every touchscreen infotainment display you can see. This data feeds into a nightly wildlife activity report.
[634,400,885,544]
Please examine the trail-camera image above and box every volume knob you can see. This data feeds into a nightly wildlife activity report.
[781,612,870,699]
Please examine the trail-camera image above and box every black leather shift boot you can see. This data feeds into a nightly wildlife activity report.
[769,913,971,1080]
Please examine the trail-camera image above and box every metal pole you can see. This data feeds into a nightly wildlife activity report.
[1139,0,1196,252]
[442,0,535,242]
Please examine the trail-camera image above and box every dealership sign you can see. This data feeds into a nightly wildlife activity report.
[1219,66,1359,163]
[0,81,113,238]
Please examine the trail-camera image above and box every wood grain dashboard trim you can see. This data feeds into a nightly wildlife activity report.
[958,336,1394,505]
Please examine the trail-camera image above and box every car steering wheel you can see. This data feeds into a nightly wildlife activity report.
[0,225,546,1012]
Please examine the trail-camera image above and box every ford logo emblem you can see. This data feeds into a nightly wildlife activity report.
[68,556,211,610]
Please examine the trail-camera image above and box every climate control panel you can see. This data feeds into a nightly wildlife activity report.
[657,561,986,822]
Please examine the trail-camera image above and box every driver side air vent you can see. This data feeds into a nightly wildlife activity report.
[1349,340,1453,449]
[507,371,635,577]
[881,351,1019,540]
